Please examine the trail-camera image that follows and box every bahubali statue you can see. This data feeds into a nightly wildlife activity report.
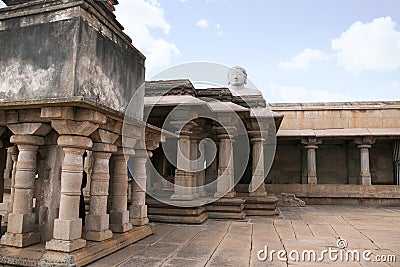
[227,66,262,96]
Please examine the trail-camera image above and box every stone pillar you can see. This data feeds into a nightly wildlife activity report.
[3,147,13,180]
[301,138,322,185]
[192,134,207,198]
[215,132,235,198]
[249,137,267,197]
[355,137,375,185]
[6,146,18,222]
[1,123,51,248]
[190,138,200,198]
[109,147,133,232]
[170,131,196,200]
[46,135,92,252]
[83,142,117,241]
[41,107,103,252]
[129,144,149,225]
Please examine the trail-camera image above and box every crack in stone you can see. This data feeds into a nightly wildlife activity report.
[204,221,232,267]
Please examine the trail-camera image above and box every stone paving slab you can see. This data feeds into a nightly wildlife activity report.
[88,206,400,267]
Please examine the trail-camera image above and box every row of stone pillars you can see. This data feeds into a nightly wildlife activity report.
[0,115,150,253]
[170,127,268,200]
[302,137,375,185]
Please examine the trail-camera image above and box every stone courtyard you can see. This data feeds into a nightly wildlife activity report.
[88,205,400,267]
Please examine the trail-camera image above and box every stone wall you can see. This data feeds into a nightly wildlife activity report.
[317,144,348,184]
[371,140,394,185]
[0,0,145,113]
[267,143,302,184]
[271,102,400,130]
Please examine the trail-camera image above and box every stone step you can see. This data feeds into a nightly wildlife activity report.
[205,204,244,212]
[244,203,276,210]
[149,213,208,224]
[148,207,205,216]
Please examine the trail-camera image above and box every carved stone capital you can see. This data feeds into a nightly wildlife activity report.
[8,123,51,136]
[51,120,98,136]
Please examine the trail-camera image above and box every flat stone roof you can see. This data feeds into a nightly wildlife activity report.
[277,128,400,137]
[270,101,400,110]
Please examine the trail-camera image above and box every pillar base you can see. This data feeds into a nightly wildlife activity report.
[85,214,110,232]
[110,222,133,233]
[1,231,40,248]
[45,238,86,252]
[361,176,372,185]
[53,218,82,240]
[214,191,236,198]
[109,210,132,233]
[308,177,317,185]
[130,217,149,226]
[83,229,113,242]
[249,191,268,197]
[7,213,36,233]
[170,194,196,200]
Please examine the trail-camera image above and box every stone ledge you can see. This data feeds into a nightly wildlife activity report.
[149,213,208,224]
[0,225,153,267]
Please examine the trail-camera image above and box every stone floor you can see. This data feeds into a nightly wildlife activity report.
[88,205,400,267]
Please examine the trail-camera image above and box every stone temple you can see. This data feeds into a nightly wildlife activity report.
[0,0,399,266]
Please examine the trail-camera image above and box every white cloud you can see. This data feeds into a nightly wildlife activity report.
[197,19,209,28]
[279,49,331,70]
[115,0,179,71]
[332,17,400,73]
[0,2,5,7]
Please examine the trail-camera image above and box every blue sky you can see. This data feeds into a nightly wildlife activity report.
[1,0,400,103]
[114,0,400,103]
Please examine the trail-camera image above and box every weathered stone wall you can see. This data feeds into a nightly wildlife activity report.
[266,139,396,185]
[317,144,348,184]
[271,102,400,130]
[0,0,145,113]
[371,140,394,185]
[267,143,302,184]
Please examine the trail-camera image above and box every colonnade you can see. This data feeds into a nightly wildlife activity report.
[0,107,160,252]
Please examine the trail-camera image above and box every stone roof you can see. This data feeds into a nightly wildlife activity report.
[271,101,400,110]
[145,80,196,97]
[277,128,400,137]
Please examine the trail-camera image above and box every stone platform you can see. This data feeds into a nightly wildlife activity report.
[243,196,279,216]
[147,195,278,224]
[267,184,400,206]
[0,225,153,267]
[206,197,246,220]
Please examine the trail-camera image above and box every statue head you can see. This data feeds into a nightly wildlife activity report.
[227,66,247,87]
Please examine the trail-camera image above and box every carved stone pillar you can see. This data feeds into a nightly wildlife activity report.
[129,143,149,226]
[109,147,133,233]
[198,169,207,197]
[42,108,103,252]
[190,137,200,198]
[355,137,375,185]
[1,123,51,248]
[249,135,267,197]
[170,130,196,200]
[3,146,13,180]
[301,138,322,185]
[83,139,117,241]
[46,136,92,252]
[6,146,18,222]
[215,130,235,198]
